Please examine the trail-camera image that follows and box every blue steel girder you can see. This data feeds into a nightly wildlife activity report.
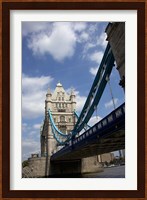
[73,43,115,134]
[74,110,91,130]
[51,103,125,161]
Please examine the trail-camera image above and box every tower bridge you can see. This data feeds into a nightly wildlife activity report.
[23,22,125,178]
[51,103,125,161]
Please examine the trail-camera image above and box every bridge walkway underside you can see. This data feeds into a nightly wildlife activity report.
[51,103,125,161]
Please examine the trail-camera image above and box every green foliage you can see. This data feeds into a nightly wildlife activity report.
[22,160,29,168]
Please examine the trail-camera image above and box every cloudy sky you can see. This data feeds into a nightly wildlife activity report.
[22,22,125,161]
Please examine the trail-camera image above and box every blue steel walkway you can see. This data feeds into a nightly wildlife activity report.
[51,103,125,161]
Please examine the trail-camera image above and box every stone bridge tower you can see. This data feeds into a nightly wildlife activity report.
[41,82,76,157]
[105,22,125,90]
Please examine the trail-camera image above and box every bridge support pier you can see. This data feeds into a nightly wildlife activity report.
[81,156,103,174]
[26,155,103,177]
[50,159,81,176]
[26,157,81,177]
[27,156,51,177]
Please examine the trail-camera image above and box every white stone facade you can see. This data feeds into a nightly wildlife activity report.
[40,83,76,157]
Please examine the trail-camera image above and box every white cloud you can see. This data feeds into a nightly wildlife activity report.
[33,124,41,129]
[88,115,102,127]
[88,23,98,34]
[89,66,99,76]
[78,32,89,42]
[85,42,96,51]
[28,22,77,62]
[76,95,87,113]
[88,33,108,76]
[89,51,103,64]
[22,74,53,119]
[22,123,31,132]
[23,22,108,63]
[22,138,40,160]
[73,22,87,32]
[97,32,108,49]
[22,22,50,36]
[22,122,42,160]
[105,98,119,109]
[22,74,52,93]
[82,42,96,59]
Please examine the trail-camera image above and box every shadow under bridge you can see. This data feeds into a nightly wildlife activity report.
[51,103,125,161]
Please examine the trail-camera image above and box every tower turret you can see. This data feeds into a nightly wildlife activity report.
[70,88,76,111]
[45,87,52,112]
[46,88,52,101]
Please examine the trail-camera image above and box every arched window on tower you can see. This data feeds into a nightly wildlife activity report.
[60,116,65,122]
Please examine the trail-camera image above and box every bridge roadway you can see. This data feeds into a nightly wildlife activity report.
[51,103,125,161]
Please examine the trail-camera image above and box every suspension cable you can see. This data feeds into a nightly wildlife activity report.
[106,75,116,109]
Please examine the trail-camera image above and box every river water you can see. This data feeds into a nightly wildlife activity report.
[49,165,125,178]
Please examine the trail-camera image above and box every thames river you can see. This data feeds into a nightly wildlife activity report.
[50,165,125,178]
[82,165,125,178]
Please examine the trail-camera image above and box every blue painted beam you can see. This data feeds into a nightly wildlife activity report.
[73,43,115,134]
[51,103,125,160]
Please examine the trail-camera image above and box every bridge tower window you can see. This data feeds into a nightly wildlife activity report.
[60,116,65,122]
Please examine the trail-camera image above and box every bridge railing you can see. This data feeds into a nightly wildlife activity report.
[53,103,125,157]
[72,103,125,146]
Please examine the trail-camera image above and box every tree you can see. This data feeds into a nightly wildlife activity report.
[22,160,29,168]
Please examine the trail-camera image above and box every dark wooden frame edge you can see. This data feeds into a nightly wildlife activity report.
[2,1,145,198]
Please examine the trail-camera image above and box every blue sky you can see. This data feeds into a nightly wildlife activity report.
[22,22,125,161]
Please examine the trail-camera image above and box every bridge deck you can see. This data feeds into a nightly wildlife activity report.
[51,103,125,161]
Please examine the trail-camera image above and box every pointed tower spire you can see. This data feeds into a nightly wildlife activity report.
[57,82,62,87]
[47,87,51,95]
[46,87,52,100]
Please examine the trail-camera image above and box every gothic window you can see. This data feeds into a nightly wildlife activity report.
[60,116,65,122]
